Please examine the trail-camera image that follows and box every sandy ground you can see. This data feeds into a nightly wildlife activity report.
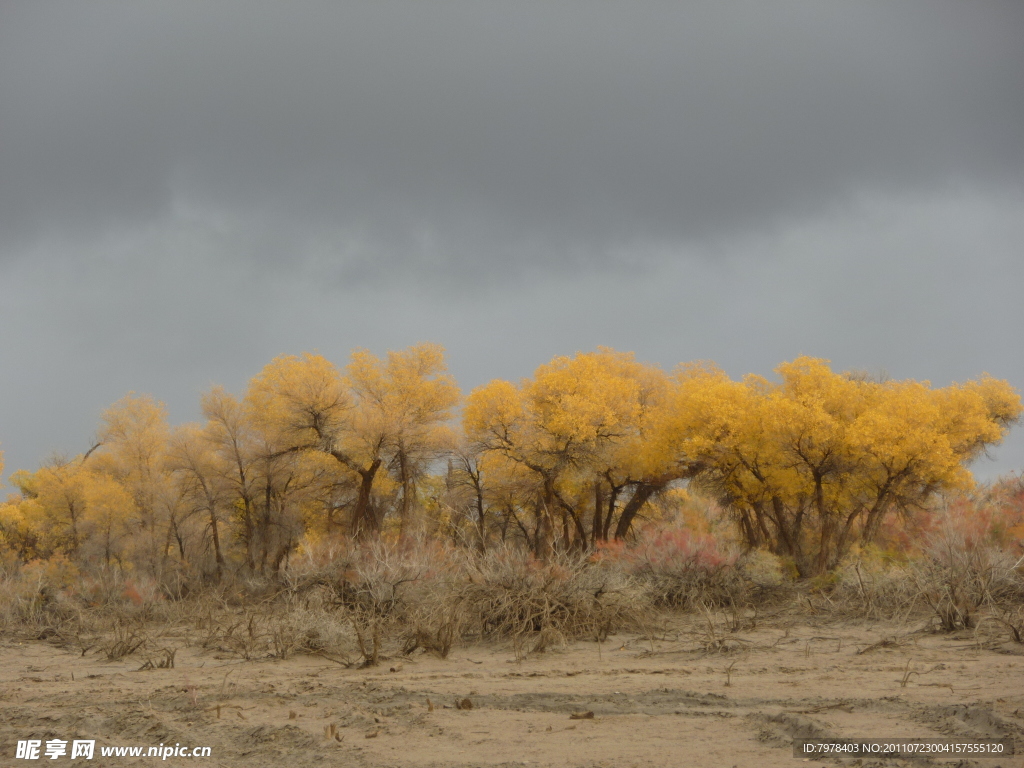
[2,613,1024,768]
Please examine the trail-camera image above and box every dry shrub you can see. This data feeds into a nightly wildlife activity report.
[287,539,649,661]
[598,529,748,609]
[830,551,920,621]
[455,545,648,654]
[402,565,468,659]
[104,619,148,660]
[992,605,1024,643]
[287,538,446,665]
[0,558,90,638]
[284,534,780,662]
[831,500,1024,628]
[911,517,1024,632]
[336,540,436,665]
[220,611,268,660]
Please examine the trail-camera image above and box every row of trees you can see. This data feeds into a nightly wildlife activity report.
[1,346,1020,578]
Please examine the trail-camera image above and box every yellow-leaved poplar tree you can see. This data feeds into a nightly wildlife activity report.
[245,343,459,539]
[464,349,705,557]
[690,358,1022,577]
[92,394,181,575]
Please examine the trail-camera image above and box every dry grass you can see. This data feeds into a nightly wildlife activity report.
[818,546,1024,650]
[103,619,148,660]
[2,528,1021,668]
[289,542,652,662]
[912,533,1024,632]
[459,546,650,656]
[990,605,1024,644]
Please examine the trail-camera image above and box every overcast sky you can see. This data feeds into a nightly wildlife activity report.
[1,1,1022,482]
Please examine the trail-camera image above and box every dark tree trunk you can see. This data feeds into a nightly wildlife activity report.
[613,482,663,540]
[535,480,555,561]
[397,451,414,538]
[350,459,382,538]
[603,483,621,542]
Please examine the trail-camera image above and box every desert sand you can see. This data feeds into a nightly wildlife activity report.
[3,613,1023,768]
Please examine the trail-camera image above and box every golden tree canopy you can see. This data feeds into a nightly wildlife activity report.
[690,357,1022,576]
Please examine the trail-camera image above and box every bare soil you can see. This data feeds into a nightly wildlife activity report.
[3,613,1024,768]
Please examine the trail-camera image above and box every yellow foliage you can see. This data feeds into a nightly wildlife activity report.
[466,348,671,480]
[465,349,705,549]
[3,349,1018,579]
[345,342,460,460]
[245,352,349,447]
[1,460,137,565]
[690,357,1021,576]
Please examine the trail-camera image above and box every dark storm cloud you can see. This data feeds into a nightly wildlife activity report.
[2,1,1022,277]
[1,2,1022,479]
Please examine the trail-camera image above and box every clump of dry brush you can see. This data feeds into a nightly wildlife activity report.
[1,532,793,666]
[454,545,648,654]
[826,514,1024,639]
[23,520,1020,667]
[287,540,653,663]
[0,556,185,660]
[284,528,795,664]
[595,528,764,610]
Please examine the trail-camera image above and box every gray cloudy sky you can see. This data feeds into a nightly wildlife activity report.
[1,1,1023,481]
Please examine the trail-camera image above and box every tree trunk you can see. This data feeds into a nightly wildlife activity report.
[209,505,224,580]
[860,478,897,546]
[737,509,761,549]
[536,485,554,562]
[351,459,382,538]
[508,504,531,548]
[592,480,604,547]
[813,473,833,576]
[613,482,663,540]
[397,451,414,538]
[603,483,621,542]
[472,471,487,552]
